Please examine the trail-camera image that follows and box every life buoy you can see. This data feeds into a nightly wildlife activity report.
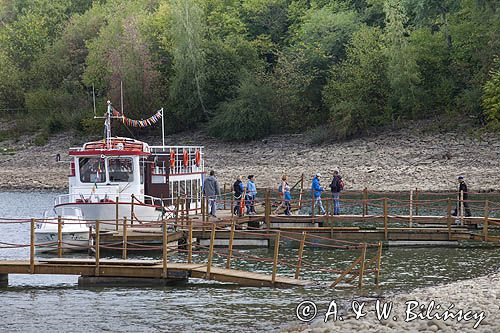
[183,150,189,167]
[195,149,201,167]
[170,150,175,168]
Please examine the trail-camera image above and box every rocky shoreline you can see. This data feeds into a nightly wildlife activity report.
[283,272,500,333]
[0,126,499,191]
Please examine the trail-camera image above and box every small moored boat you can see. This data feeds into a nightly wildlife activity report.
[35,208,90,253]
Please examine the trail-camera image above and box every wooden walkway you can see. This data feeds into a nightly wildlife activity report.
[0,258,313,288]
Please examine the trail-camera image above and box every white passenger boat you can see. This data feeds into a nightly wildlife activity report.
[53,101,204,230]
[35,208,90,253]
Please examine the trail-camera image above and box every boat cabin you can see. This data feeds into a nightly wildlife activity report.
[62,137,204,210]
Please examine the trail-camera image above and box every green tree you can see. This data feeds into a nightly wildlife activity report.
[384,0,421,119]
[323,26,389,138]
[209,71,276,141]
[168,0,208,127]
[482,56,500,129]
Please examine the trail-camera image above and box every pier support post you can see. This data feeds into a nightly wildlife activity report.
[115,196,119,231]
[188,220,193,264]
[272,232,281,285]
[363,187,368,217]
[206,223,216,280]
[483,201,489,242]
[415,188,419,216]
[311,189,315,218]
[162,220,168,278]
[0,274,7,287]
[223,184,227,210]
[409,190,413,228]
[122,217,128,260]
[375,242,382,287]
[57,216,63,258]
[265,189,271,229]
[295,232,306,279]
[460,190,465,226]
[383,198,388,241]
[30,218,35,274]
[298,173,304,211]
[226,221,235,269]
[95,220,100,276]
[358,243,367,288]
[447,199,452,240]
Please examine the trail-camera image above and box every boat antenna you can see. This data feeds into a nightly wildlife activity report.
[106,100,112,149]
[161,107,165,148]
[92,84,97,118]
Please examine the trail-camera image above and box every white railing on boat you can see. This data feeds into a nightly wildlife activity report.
[54,193,166,207]
[150,145,205,175]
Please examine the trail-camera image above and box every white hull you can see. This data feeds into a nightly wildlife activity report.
[54,202,166,230]
[35,231,89,253]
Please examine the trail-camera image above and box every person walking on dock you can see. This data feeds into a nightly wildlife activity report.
[275,175,292,215]
[233,176,244,217]
[453,176,471,217]
[311,173,325,215]
[246,175,257,215]
[329,170,344,215]
[203,170,220,218]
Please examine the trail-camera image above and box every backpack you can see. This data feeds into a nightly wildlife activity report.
[278,183,283,193]
[338,178,344,191]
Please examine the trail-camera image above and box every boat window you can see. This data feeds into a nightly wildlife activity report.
[108,157,134,182]
[79,157,106,183]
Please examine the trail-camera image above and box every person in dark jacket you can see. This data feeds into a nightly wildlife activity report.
[329,170,342,215]
[233,176,244,217]
[203,170,220,217]
[453,176,471,217]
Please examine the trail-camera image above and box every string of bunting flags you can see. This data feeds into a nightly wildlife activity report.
[112,107,163,128]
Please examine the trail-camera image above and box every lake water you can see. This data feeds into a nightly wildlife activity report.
[0,191,499,332]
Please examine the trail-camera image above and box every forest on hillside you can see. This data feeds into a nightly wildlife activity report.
[0,0,498,143]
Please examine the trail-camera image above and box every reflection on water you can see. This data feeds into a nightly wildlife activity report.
[0,191,499,332]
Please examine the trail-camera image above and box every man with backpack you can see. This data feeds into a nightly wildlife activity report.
[233,176,244,217]
[329,170,344,215]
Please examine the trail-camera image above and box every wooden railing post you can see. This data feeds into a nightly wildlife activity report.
[447,198,452,240]
[272,231,281,285]
[265,189,271,229]
[383,198,388,240]
[363,187,368,216]
[409,190,413,228]
[205,196,209,222]
[298,173,304,210]
[460,190,465,226]
[200,194,205,219]
[162,219,168,278]
[206,223,216,279]
[57,216,63,258]
[415,188,419,216]
[226,221,235,269]
[295,232,306,279]
[311,189,315,217]
[358,243,367,288]
[122,217,128,260]
[30,218,35,274]
[223,183,227,210]
[375,241,382,287]
[130,194,135,225]
[483,201,489,242]
[95,220,100,276]
[115,196,119,231]
[188,220,193,264]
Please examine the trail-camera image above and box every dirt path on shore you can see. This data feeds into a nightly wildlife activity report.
[0,127,499,191]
